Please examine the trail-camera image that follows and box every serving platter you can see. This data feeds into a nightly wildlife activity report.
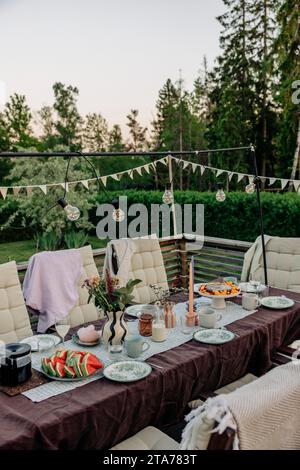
[196,283,240,309]
[20,334,61,352]
[40,368,103,382]
[125,304,149,318]
[72,333,101,347]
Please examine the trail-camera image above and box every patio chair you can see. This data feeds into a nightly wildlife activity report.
[104,238,169,304]
[111,362,300,450]
[0,261,33,343]
[63,245,102,327]
[241,236,300,292]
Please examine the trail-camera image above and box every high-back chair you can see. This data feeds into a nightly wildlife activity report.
[111,362,300,450]
[63,245,102,327]
[105,238,169,304]
[242,236,300,292]
[0,261,33,343]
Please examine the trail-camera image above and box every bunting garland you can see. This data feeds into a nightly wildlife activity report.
[1,154,300,199]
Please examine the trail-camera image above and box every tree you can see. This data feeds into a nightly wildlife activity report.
[0,112,12,182]
[108,124,124,152]
[38,105,57,149]
[126,109,148,151]
[52,82,82,148]
[274,0,300,182]
[249,0,279,176]
[207,0,256,173]
[4,94,34,149]
[82,113,108,152]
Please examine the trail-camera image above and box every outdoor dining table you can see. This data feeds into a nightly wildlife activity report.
[0,287,300,450]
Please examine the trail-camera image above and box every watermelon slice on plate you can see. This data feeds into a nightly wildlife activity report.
[64,365,76,378]
[48,362,56,377]
[55,362,66,378]
[87,353,103,370]
[73,354,83,377]
[81,354,97,377]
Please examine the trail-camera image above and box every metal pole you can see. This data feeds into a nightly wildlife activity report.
[250,144,268,286]
[168,154,177,236]
[0,147,252,158]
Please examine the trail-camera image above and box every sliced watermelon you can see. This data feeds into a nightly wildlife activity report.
[66,351,77,366]
[56,349,67,361]
[49,354,65,365]
[55,362,66,378]
[64,365,76,378]
[81,354,97,377]
[86,353,103,370]
[73,354,83,377]
[48,362,56,377]
[41,357,50,374]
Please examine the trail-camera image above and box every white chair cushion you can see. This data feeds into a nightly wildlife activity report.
[253,238,300,293]
[111,426,179,450]
[64,246,101,327]
[129,239,169,304]
[0,261,33,343]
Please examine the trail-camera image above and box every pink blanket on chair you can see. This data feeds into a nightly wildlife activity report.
[23,250,83,333]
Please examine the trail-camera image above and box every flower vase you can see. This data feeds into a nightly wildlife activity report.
[102,311,128,345]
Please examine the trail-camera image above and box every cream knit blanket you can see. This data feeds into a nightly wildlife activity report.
[181,362,300,450]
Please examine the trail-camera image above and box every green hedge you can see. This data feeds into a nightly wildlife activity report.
[1,190,300,243]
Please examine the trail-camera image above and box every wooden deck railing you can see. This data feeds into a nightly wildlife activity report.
[17,236,250,288]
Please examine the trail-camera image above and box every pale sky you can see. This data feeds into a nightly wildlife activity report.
[0,0,223,135]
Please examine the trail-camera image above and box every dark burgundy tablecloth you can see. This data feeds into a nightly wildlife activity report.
[0,288,300,450]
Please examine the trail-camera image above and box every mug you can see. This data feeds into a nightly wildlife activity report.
[242,293,260,310]
[125,335,150,358]
[198,307,222,329]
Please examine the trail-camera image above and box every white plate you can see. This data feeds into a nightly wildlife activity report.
[239,282,266,293]
[260,296,294,310]
[20,334,61,351]
[103,360,152,382]
[125,304,149,318]
[193,328,235,345]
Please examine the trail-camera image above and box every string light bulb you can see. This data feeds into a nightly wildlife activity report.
[245,182,256,194]
[111,197,125,222]
[216,183,226,202]
[162,183,174,204]
[57,198,80,221]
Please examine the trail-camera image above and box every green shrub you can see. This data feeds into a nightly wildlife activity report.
[64,230,88,249]
[34,232,62,251]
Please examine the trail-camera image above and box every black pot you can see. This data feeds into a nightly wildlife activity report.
[0,343,32,387]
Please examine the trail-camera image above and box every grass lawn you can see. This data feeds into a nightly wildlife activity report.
[0,236,108,264]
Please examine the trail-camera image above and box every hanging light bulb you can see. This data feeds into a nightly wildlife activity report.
[245,181,256,194]
[216,183,226,202]
[162,183,174,204]
[57,198,80,221]
[111,197,125,222]
[112,208,125,222]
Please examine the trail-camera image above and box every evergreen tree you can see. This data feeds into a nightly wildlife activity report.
[4,94,34,149]
[274,0,300,181]
[52,82,82,149]
[0,112,12,182]
[82,113,108,152]
[108,124,124,151]
[208,0,256,173]
[249,0,279,176]
[38,105,57,149]
[126,109,148,151]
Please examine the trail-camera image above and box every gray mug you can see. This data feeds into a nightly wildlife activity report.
[125,335,150,358]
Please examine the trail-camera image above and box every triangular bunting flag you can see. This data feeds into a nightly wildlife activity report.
[192,163,197,173]
[61,182,69,192]
[269,178,277,186]
[228,172,234,182]
[216,169,224,178]
[136,166,143,176]
[0,187,8,199]
[144,165,150,174]
[13,187,20,196]
[128,170,134,179]
[160,157,168,166]
[260,177,267,184]
[26,187,33,197]
[248,176,254,184]
[101,176,107,187]
[293,181,300,192]
[39,185,47,194]
[81,180,89,190]
[200,166,205,175]
[281,179,289,190]
[111,174,119,181]
[183,160,190,170]
[237,173,245,183]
